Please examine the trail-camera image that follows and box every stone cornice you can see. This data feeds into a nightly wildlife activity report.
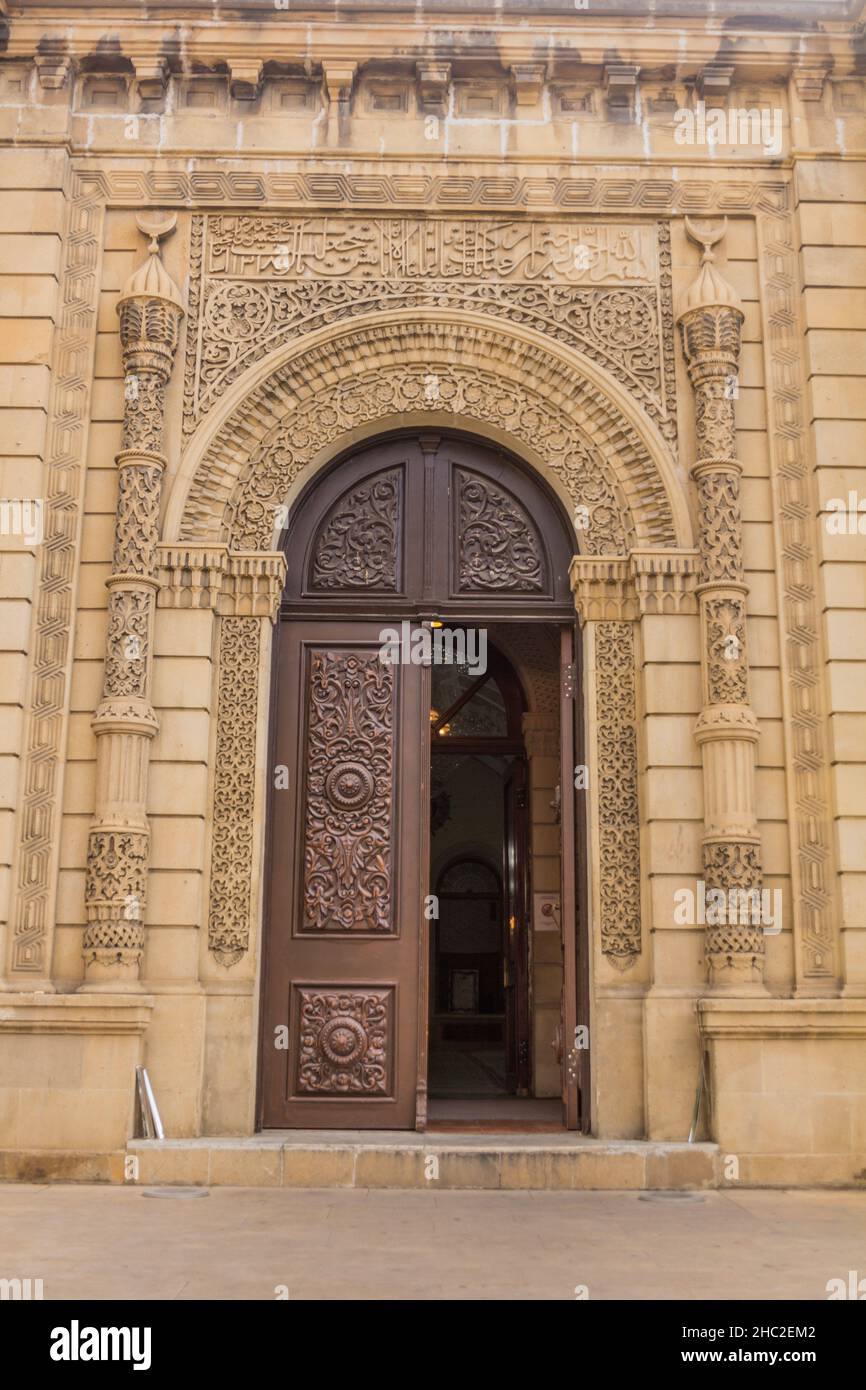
[6,12,865,80]
[698,999,866,1039]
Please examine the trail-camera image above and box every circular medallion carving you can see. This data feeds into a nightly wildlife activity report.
[206,284,273,342]
[324,761,375,811]
[319,1016,368,1066]
[589,290,654,350]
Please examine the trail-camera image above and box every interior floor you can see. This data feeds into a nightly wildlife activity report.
[427,1098,564,1132]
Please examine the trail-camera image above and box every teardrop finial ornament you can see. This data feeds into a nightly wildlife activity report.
[135,211,178,255]
[685,216,728,264]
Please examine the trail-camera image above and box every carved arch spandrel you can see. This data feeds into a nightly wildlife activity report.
[167,313,692,557]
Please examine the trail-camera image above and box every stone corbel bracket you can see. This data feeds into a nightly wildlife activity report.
[133,57,169,103]
[36,51,73,90]
[696,63,735,103]
[157,545,286,621]
[229,61,264,102]
[511,64,547,107]
[570,550,699,622]
[416,62,451,114]
[604,64,640,114]
[793,60,832,103]
[322,61,357,115]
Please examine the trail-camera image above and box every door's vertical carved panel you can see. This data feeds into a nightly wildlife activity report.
[208,616,261,966]
[595,621,642,970]
[456,469,545,592]
[309,467,402,591]
[302,649,396,934]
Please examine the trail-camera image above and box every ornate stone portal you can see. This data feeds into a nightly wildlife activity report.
[82,216,184,985]
[0,0,862,1181]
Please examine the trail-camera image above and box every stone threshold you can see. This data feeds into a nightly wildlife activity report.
[112,1134,720,1190]
[0,1135,720,1189]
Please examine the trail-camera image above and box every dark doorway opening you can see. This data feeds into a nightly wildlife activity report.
[426,642,562,1129]
[428,770,516,1099]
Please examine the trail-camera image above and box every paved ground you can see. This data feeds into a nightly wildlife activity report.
[1,1185,864,1300]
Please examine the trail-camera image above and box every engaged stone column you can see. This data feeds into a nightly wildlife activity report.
[677,218,765,992]
[82,214,184,986]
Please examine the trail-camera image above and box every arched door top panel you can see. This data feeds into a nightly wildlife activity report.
[284,432,575,615]
[308,464,405,595]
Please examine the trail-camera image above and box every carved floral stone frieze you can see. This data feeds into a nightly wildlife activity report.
[595,622,642,970]
[208,615,260,967]
[182,215,677,447]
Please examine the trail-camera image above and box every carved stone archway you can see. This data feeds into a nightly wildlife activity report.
[157,313,697,992]
[166,312,692,554]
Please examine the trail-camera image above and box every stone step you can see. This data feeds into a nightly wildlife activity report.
[124,1134,720,1190]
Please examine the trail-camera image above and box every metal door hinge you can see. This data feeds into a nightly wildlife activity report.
[561,663,576,698]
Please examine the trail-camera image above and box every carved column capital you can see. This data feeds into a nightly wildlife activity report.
[155,545,286,622]
[629,549,699,615]
[116,216,184,379]
[571,551,700,620]
[569,555,638,623]
[677,217,744,386]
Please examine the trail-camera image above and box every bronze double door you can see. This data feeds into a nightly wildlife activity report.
[258,433,583,1130]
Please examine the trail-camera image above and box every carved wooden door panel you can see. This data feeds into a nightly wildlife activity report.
[261,621,426,1128]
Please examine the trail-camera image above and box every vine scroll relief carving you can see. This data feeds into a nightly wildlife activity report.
[182,215,677,449]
